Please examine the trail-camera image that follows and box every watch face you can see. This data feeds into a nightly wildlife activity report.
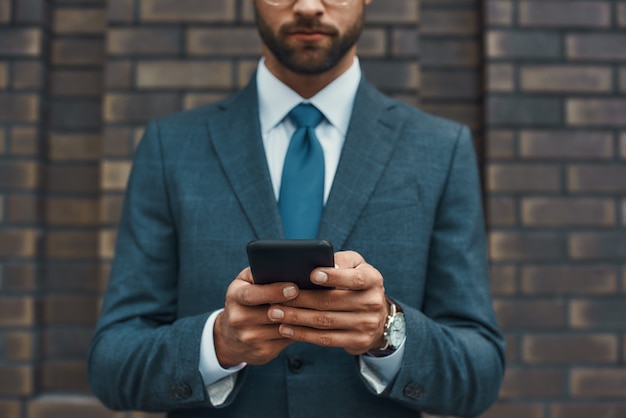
[389,314,406,348]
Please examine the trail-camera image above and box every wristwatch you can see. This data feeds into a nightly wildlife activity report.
[370,298,406,356]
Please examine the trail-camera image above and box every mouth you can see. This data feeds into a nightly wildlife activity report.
[288,29,332,42]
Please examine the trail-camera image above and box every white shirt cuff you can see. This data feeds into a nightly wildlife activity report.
[359,339,406,394]
[199,309,247,406]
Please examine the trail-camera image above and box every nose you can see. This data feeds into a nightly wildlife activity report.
[292,0,325,16]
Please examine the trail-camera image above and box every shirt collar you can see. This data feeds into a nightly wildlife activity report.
[257,57,361,136]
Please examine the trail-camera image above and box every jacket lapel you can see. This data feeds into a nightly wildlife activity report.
[206,78,284,239]
[317,80,403,250]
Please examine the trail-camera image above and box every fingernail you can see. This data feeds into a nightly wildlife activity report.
[281,325,294,337]
[270,308,284,320]
[283,285,297,298]
[312,271,327,284]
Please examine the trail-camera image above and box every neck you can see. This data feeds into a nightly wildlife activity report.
[262,47,356,99]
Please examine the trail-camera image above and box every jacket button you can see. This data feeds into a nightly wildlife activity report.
[403,383,424,400]
[288,356,304,373]
[170,383,192,400]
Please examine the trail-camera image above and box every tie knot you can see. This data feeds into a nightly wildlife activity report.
[289,103,323,129]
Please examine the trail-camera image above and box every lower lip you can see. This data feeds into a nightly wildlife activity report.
[291,33,328,42]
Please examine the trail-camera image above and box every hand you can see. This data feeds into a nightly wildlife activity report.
[214,267,300,368]
[267,251,388,356]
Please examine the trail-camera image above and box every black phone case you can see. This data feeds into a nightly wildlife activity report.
[246,240,334,290]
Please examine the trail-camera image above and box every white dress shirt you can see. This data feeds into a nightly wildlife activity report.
[198,58,405,406]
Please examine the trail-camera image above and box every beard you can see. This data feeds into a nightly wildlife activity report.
[255,7,364,75]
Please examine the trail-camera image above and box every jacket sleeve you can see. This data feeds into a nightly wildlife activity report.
[87,120,244,411]
[385,125,505,417]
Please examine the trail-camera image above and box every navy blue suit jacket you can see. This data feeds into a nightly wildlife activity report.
[88,77,505,417]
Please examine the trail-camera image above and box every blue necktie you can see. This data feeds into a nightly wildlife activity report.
[279,104,325,239]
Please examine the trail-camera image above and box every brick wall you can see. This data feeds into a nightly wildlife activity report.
[484,0,626,417]
[0,0,624,417]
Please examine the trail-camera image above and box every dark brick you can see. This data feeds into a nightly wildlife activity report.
[46,165,98,193]
[48,133,101,161]
[103,93,180,123]
[187,28,261,56]
[522,265,618,295]
[41,263,100,293]
[0,0,10,24]
[13,61,43,90]
[39,361,89,392]
[0,230,38,258]
[0,401,20,418]
[364,0,419,23]
[391,28,418,57]
[521,65,612,93]
[494,299,566,330]
[570,232,626,261]
[0,366,33,396]
[50,70,103,97]
[521,198,616,227]
[487,164,561,192]
[0,94,39,123]
[487,97,561,126]
[499,369,567,399]
[519,1,611,28]
[571,299,626,330]
[2,263,37,292]
[107,0,135,23]
[490,264,517,296]
[487,30,561,59]
[420,10,479,36]
[487,63,514,92]
[520,130,614,159]
[551,404,626,418]
[7,194,38,223]
[28,396,124,418]
[0,297,35,326]
[421,39,480,67]
[44,232,99,260]
[107,28,181,55]
[51,39,104,66]
[49,100,102,130]
[488,197,516,227]
[0,29,41,56]
[486,0,513,26]
[135,61,232,89]
[481,403,544,418]
[46,198,99,226]
[571,369,626,398]
[421,70,480,99]
[486,129,515,159]
[139,0,235,22]
[53,8,106,34]
[567,99,626,127]
[567,33,626,61]
[4,331,33,361]
[15,0,44,23]
[568,164,626,193]
[523,334,617,364]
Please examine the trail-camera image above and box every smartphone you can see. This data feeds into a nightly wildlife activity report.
[246,239,334,290]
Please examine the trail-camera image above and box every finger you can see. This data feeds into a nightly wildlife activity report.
[332,250,365,269]
[268,306,382,332]
[231,280,300,307]
[311,262,383,291]
[278,326,372,354]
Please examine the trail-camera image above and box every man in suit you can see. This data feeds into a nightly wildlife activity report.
[88,0,505,417]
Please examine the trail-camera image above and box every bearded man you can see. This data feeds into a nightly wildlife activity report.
[88,1,505,417]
